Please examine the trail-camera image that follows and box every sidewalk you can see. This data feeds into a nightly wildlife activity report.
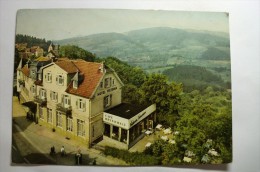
[12,96,127,166]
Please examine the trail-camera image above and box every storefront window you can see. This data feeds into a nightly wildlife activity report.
[104,123,110,137]
[121,129,127,143]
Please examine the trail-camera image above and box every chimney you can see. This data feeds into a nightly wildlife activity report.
[99,62,104,73]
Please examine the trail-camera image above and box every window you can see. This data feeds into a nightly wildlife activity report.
[56,75,64,85]
[30,85,36,94]
[99,81,103,88]
[50,91,58,102]
[105,78,111,88]
[40,89,46,99]
[46,72,52,83]
[56,111,62,128]
[31,70,36,78]
[112,79,115,86]
[104,95,112,108]
[77,119,85,136]
[62,95,71,108]
[66,117,73,132]
[76,98,85,111]
[47,108,52,123]
[38,73,42,80]
[39,107,43,119]
[73,80,78,89]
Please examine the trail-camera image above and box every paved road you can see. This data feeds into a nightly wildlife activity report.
[12,124,55,165]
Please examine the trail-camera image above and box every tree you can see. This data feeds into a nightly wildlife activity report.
[59,45,95,62]
[140,73,183,124]
[122,84,142,104]
[173,89,232,164]
[104,57,146,87]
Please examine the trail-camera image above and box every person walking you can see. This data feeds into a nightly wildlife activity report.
[61,146,65,157]
[50,146,56,155]
[75,149,82,165]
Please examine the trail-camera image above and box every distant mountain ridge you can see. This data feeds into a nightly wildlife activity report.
[55,27,230,67]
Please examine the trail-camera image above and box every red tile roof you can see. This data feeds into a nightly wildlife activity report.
[66,60,104,98]
[55,59,79,74]
[21,65,30,77]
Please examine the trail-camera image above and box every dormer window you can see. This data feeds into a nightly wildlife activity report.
[73,80,78,89]
[31,70,36,77]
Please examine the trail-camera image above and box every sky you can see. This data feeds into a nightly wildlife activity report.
[16,9,229,40]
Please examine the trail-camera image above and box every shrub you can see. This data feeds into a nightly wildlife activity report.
[103,146,160,165]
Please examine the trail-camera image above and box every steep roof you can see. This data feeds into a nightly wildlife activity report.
[66,60,104,98]
[55,59,78,74]
[21,65,30,77]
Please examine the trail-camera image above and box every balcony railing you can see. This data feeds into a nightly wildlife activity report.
[34,96,47,106]
[56,103,72,115]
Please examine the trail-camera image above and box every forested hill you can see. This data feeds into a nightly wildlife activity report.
[15,34,51,51]
[55,27,230,63]
[163,65,226,92]
[201,47,230,60]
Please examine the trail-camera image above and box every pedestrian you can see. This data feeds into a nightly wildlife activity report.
[75,149,82,165]
[61,146,65,156]
[50,146,56,155]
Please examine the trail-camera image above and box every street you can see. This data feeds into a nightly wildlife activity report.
[12,124,55,165]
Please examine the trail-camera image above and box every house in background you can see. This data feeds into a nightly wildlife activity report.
[16,56,156,149]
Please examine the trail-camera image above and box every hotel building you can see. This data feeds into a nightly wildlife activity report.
[16,57,156,149]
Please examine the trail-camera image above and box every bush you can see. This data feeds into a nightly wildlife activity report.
[103,146,160,165]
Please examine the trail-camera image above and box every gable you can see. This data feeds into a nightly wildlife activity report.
[66,60,104,98]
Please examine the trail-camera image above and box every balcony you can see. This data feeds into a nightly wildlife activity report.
[56,103,72,115]
[34,96,47,106]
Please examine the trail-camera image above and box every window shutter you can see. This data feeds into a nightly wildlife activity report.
[76,99,78,108]
[61,95,64,104]
[50,74,52,81]
[56,76,58,85]
[50,91,52,99]
[45,74,46,79]
[83,101,86,111]
[55,93,58,101]
[68,97,71,105]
